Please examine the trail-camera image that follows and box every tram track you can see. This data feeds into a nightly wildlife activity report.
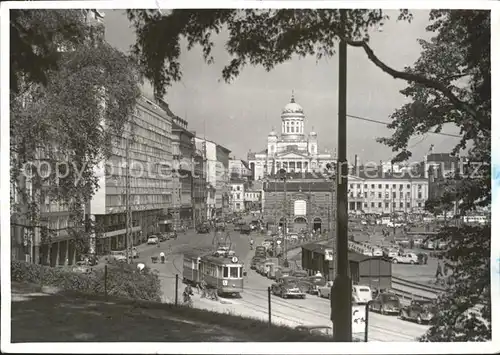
[242,288,420,341]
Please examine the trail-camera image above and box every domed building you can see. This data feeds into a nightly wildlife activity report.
[248,93,335,180]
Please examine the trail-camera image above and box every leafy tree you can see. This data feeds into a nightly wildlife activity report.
[127,8,490,341]
[11,10,140,258]
[381,10,490,342]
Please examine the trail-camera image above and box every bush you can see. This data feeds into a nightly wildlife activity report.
[11,260,162,302]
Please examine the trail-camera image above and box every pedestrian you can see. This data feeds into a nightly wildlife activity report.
[424,253,428,265]
[435,261,443,281]
[443,262,449,276]
[160,251,166,263]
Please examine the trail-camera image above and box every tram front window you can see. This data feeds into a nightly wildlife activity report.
[223,267,229,278]
[230,267,238,278]
[239,267,243,278]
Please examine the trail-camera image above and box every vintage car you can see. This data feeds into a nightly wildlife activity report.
[107,250,128,263]
[369,292,401,315]
[158,233,169,242]
[291,269,308,279]
[304,275,326,295]
[168,231,178,240]
[400,299,436,324]
[240,224,252,235]
[294,325,332,337]
[258,258,278,277]
[147,236,159,245]
[352,285,373,304]
[250,256,266,270]
[391,252,419,264]
[254,246,267,258]
[271,279,306,299]
[318,280,334,299]
[274,267,292,281]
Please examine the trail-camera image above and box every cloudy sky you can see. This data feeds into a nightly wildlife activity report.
[103,9,461,163]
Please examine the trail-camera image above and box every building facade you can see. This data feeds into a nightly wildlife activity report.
[195,138,217,219]
[192,149,208,224]
[216,144,231,217]
[229,158,252,180]
[230,179,246,212]
[244,189,262,212]
[262,173,336,233]
[170,115,195,229]
[90,95,173,255]
[347,166,428,215]
[248,93,335,180]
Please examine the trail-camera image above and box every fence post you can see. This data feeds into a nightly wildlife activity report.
[104,265,108,301]
[175,274,179,305]
[268,286,272,327]
[364,302,370,342]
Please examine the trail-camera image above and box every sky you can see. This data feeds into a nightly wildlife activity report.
[103,9,462,163]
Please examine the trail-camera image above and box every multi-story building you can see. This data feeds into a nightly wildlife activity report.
[248,93,336,180]
[230,179,246,212]
[195,137,217,219]
[347,165,428,215]
[192,148,208,224]
[229,158,252,180]
[89,95,173,255]
[216,144,232,217]
[262,173,336,233]
[244,189,262,212]
[169,113,195,229]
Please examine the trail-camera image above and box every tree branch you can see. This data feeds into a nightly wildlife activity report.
[343,38,485,128]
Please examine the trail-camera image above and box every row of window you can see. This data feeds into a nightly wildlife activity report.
[107,176,170,189]
[350,183,423,190]
[350,191,424,199]
[362,202,423,209]
[105,194,170,207]
[282,121,304,134]
[134,105,172,135]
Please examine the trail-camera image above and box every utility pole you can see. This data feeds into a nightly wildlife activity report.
[125,136,132,263]
[331,9,352,342]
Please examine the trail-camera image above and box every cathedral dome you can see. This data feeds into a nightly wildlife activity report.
[281,94,304,114]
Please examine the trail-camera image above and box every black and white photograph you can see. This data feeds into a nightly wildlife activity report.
[1,1,497,353]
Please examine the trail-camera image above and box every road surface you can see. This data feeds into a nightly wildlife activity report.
[133,227,430,342]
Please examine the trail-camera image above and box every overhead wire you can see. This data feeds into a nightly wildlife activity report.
[346,113,462,138]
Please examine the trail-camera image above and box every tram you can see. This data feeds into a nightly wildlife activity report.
[182,251,246,296]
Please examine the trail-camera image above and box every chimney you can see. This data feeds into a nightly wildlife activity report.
[354,154,358,172]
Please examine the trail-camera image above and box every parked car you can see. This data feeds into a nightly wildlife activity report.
[369,293,401,315]
[304,275,326,295]
[240,224,252,235]
[391,252,419,264]
[159,233,169,242]
[250,256,265,270]
[352,285,372,304]
[147,236,159,245]
[318,281,334,299]
[107,250,127,263]
[168,231,178,240]
[400,299,436,324]
[295,325,332,337]
[254,246,266,258]
[271,280,306,299]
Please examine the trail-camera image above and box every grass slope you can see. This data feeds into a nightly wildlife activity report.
[11,282,328,342]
